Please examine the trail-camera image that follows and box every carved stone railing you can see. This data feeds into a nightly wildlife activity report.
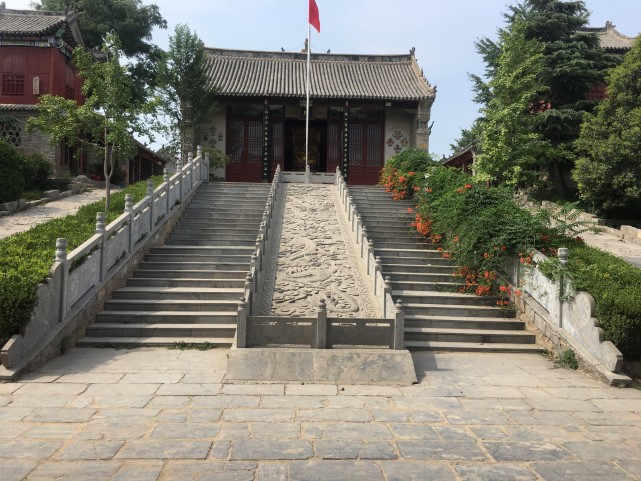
[1,148,209,377]
[236,165,281,348]
[334,167,404,349]
[513,248,628,385]
[242,299,404,349]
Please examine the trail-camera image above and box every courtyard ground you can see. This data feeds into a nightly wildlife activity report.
[1,347,640,480]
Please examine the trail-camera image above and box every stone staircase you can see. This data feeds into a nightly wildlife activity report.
[78,182,271,348]
[349,185,541,353]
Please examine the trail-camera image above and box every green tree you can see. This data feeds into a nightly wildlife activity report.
[36,0,167,104]
[475,22,550,187]
[158,24,218,162]
[509,0,615,196]
[465,0,616,194]
[573,37,641,215]
[27,34,153,212]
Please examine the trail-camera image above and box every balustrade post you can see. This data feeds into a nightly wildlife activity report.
[237,298,247,348]
[383,276,392,317]
[204,151,210,182]
[244,274,253,316]
[146,179,154,232]
[374,256,382,295]
[316,298,327,349]
[95,213,106,282]
[187,151,194,192]
[124,193,134,253]
[558,247,569,328]
[176,156,183,201]
[55,238,69,322]
[355,214,362,241]
[361,226,368,258]
[394,299,405,350]
[163,168,171,213]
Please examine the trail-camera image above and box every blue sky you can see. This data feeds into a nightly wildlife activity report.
[10,0,641,157]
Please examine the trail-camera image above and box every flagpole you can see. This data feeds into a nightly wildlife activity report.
[305,23,311,178]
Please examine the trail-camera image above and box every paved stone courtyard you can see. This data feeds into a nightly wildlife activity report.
[1,347,640,480]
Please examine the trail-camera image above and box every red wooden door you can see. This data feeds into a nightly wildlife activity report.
[226,118,263,182]
[348,121,384,185]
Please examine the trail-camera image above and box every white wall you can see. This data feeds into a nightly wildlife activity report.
[384,109,413,163]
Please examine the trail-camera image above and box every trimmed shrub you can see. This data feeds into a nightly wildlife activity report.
[21,153,54,191]
[0,140,26,203]
[0,176,162,349]
[569,244,641,360]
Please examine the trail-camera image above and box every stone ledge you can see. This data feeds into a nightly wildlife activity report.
[225,348,417,385]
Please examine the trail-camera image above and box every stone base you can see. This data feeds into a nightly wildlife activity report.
[225,348,417,385]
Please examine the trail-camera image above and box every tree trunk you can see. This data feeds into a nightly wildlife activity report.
[549,161,569,200]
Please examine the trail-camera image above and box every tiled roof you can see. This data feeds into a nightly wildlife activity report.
[578,22,636,52]
[0,104,39,111]
[0,9,83,47]
[205,48,436,102]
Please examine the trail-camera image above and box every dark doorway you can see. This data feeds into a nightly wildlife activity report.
[283,119,327,172]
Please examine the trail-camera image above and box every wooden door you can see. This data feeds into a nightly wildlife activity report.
[226,118,263,182]
[348,121,384,185]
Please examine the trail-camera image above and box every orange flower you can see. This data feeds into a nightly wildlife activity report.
[408,171,415,176]
[407,207,413,214]
[464,183,473,189]
[499,285,508,292]
[514,289,522,296]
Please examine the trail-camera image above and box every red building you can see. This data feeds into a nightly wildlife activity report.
[203,46,436,185]
[0,7,168,183]
[0,8,86,172]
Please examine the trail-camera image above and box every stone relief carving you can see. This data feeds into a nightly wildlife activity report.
[263,184,375,317]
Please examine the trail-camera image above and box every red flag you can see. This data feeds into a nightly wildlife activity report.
[309,0,320,33]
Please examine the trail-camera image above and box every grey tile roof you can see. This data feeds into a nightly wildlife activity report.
[0,9,83,47]
[205,48,436,101]
[578,22,636,52]
[0,104,39,111]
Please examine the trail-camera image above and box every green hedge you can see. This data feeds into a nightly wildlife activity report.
[0,177,162,348]
[380,152,641,360]
[569,244,641,360]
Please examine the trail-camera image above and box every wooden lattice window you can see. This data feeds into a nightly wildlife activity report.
[2,75,25,96]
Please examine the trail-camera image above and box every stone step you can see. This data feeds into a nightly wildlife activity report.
[166,237,257,248]
[385,271,456,283]
[179,213,264,221]
[127,278,245,289]
[144,254,251,264]
[137,261,249,271]
[86,323,236,338]
[402,302,515,318]
[375,241,431,250]
[164,238,257,247]
[383,263,456,274]
[96,310,237,324]
[77,336,234,348]
[104,299,238,312]
[169,227,261,236]
[149,246,254,256]
[380,255,453,266]
[404,340,544,353]
[405,327,535,344]
[133,269,247,279]
[111,287,242,301]
[405,314,525,330]
[355,220,410,228]
[395,290,497,307]
[391,280,463,291]
[376,247,442,258]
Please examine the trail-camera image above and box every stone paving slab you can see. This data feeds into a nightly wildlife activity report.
[0,347,640,480]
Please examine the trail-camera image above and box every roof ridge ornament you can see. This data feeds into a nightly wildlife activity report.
[410,47,416,56]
